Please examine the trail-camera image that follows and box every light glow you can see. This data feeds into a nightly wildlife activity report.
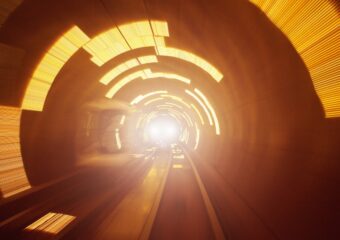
[146,116,180,145]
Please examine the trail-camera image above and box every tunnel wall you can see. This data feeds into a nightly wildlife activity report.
[192,2,340,239]
[0,1,339,239]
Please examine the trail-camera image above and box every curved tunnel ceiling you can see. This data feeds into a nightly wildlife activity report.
[0,0,339,239]
[21,20,223,111]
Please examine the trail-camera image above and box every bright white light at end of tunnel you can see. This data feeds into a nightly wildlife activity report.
[146,116,180,146]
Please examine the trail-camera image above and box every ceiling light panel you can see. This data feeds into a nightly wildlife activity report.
[83,21,168,66]
[106,69,190,98]
[250,0,340,117]
[99,59,139,85]
[22,26,90,111]
[185,90,213,126]
[194,88,220,135]
[158,47,223,82]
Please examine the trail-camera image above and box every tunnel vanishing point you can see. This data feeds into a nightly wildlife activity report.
[0,0,339,239]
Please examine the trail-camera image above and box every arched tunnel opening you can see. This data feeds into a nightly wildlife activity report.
[0,0,339,239]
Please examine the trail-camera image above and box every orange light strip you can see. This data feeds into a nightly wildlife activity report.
[85,20,223,81]
[24,212,76,234]
[250,0,340,118]
[158,47,223,82]
[0,106,30,198]
[83,21,167,66]
[22,26,90,111]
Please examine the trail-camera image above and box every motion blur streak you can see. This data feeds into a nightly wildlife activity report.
[0,1,339,240]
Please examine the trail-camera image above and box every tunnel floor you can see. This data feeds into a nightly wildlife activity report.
[1,145,225,240]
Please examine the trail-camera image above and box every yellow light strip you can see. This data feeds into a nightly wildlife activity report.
[105,70,146,98]
[144,94,202,128]
[0,106,31,198]
[98,55,160,85]
[194,123,200,150]
[164,108,192,129]
[164,97,204,127]
[131,91,168,105]
[191,103,205,125]
[163,102,183,109]
[173,154,185,159]
[22,26,90,111]
[250,0,340,118]
[185,90,213,126]
[173,164,183,169]
[181,127,188,143]
[179,127,185,142]
[136,114,146,130]
[182,110,194,127]
[143,91,168,99]
[158,47,223,82]
[160,94,183,102]
[144,97,164,106]
[25,212,76,234]
[120,115,126,125]
[85,20,222,82]
[156,107,192,128]
[143,69,191,84]
[21,21,223,112]
[156,104,173,109]
[130,95,144,105]
[184,128,190,144]
[194,88,220,135]
[99,59,139,85]
[160,95,194,111]
[83,21,168,66]
[105,69,190,98]
[168,112,181,125]
[115,129,122,149]
[138,55,158,64]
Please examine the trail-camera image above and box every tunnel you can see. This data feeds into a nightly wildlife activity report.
[0,0,339,239]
